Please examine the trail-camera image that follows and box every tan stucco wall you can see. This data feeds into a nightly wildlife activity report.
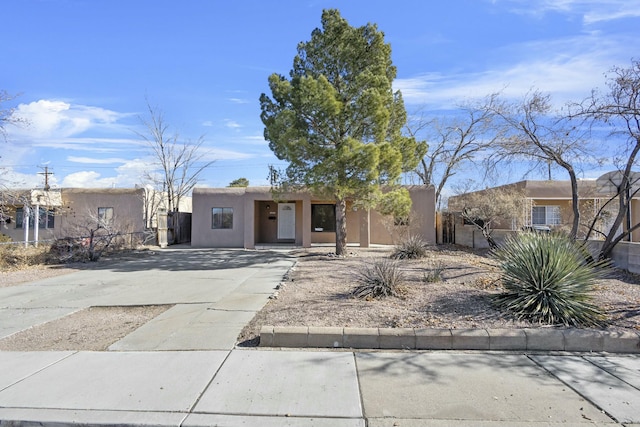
[191,185,436,248]
[191,188,247,248]
[1,188,145,244]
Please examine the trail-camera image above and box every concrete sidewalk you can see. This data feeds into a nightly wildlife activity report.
[1,248,639,426]
[0,349,639,426]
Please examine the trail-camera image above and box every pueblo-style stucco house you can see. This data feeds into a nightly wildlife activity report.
[447,180,623,248]
[1,188,146,245]
[191,186,435,248]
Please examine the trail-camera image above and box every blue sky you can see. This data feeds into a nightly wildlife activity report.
[1,0,639,191]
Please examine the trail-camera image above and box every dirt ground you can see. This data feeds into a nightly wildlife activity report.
[1,245,638,350]
[237,245,640,344]
[0,305,171,351]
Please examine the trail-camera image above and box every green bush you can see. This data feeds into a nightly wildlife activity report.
[391,234,427,260]
[491,232,609,327]
[352,258,404,299]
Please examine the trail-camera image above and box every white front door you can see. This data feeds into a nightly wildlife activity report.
[277,203,296,240]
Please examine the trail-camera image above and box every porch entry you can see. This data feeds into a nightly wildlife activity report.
[277,203,296,240]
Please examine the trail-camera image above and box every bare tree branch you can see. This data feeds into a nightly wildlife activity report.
[407,93,503,209]
[136,100,215,213]
[567,59,640,259]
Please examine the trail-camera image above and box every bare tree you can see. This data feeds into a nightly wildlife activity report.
[0,190,28,232]
[0,90,28,142]
[408,94,502,210]
[140,185,162,229]
[488,90,594,240]
[137,101,214,213]
[568,59,640,259]
[448,183,526,249]
[54,208,131,262]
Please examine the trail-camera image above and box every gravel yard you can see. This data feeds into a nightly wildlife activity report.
[238,245,640,344]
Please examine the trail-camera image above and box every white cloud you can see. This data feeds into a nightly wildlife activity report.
[224,119,241,129]
[202,120,214,127]
[12,100,128,139]
[208,147,252,160]
[240,135,269,145]
[59,159,150,188]
[55,159,153,188]
[395,33,628,109]
[61,171,117,188]
[503,0,640,24]
[228,98,249,104]
[67,156,129,164]
[1,167,58,189]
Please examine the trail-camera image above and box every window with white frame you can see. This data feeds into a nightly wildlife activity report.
[39,208,55,229]
[98,207,114,226]
[15,207,55,229]
[531,206,561,225]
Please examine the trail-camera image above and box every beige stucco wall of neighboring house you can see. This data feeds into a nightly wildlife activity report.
[0,188,145,244]
[448,180,621,244]
[58,188,146,238]
[191,185,436,249]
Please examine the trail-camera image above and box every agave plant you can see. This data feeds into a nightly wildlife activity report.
[491,232,610,327]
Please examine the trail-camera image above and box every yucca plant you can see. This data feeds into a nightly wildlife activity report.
[491,232,610,327]
[352,258,404,299]
[391,234,427,260]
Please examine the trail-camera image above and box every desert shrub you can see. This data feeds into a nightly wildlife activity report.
[422,259,445,283]
[0,243,51,270]
[352,258,404,299]
[49,238,88,263]
[391,234,427,260]
[491,232,609,327]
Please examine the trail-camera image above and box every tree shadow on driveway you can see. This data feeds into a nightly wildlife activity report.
[50,248,295,273]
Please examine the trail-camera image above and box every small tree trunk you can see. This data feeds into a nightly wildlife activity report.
[567,169,580,240]
[335,198,348,256]
[481,227,498,250]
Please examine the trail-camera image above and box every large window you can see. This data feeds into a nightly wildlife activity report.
[98,207,114,226]
[311,204,335,232]
[532,206,561,226]
[39,208,55,229]
[15,207,55,229]
[212,207,233,229]
[16,208,23,228]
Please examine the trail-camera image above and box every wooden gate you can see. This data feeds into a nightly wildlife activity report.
[439,212,455,244]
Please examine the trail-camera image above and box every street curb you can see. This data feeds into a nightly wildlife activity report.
[259,326,640,353]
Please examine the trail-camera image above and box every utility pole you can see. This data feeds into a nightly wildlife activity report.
[38,166,53,190]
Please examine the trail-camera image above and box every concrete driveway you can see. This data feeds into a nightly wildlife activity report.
[0,247,296,350]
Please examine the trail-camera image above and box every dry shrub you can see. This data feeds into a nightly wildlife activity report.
[422,259,445,283]
[352,258,404,299]
[391,234,427,260]
[0,243,51,270]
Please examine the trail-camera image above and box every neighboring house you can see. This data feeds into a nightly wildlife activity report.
[447,180,618,248]
[0,188,146,244]
[191,185,435,248]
